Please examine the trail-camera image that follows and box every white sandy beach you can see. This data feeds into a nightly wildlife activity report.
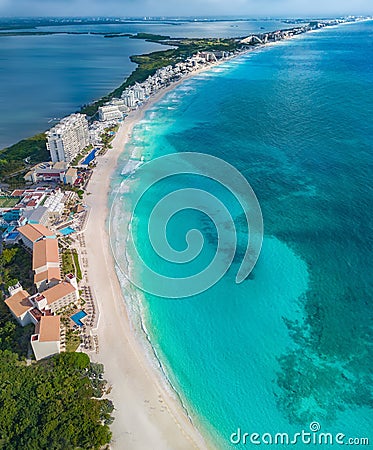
[83,33,314,449]
[81,21,352,446]
[84,81,211,450]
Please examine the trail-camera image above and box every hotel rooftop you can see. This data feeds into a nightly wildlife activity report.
[18,223,54,243]
[32,238,59,271]
[34,315,61,343]
[4,289,32,318]
[42,281,76,305]
[34,267,61,284]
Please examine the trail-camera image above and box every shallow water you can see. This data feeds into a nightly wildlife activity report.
[111,21,373,448]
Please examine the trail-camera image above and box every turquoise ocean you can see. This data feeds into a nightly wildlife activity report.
[110,21,373,448]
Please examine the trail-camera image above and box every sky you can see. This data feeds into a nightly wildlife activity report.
[0,0,371,18]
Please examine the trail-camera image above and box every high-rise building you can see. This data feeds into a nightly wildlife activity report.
[46,113,89,164]
[98,99,128,121]
[122,90,136,108]
[133,84,146,101]
[98,105,123,122]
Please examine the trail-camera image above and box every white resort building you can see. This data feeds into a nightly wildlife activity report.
[133,83,146,101]
[122,90,136,108]
[31,315,61,361]
[5,285,34,327]
[5,275,78,325]
[33,238,61,291]
[39,276,79,313]
[4,221,79,361]
[46,113,89,164]
[4,274,78,360]
[17,223,55,249]
[98,105,123,122]
[98,98,128,122]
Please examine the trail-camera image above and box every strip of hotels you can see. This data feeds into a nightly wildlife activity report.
[4,222,79,358]
[1,17,363,364]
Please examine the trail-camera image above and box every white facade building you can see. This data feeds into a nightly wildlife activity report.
[110,98,129,113]
[122,90,136,108]
[47,114,89,164]
[5,284,34,327]
[43,190,65,218]
[133,84,146,101]
[98,105,123,122]
[31,315,61,361]
[98,98,129,122]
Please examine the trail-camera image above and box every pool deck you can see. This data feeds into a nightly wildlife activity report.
[70,310,87,327]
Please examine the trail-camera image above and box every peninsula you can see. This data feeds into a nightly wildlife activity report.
[0,16,369,450]
[0,16,365,187]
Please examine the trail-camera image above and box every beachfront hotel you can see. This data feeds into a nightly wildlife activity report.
[122,90,136,108]
[33,238,61,291]
[4,220,80,360]
[4,285,34,327]
[4,274,78,360]
[99,105,123,121]
[98,98,129,122]
[5,276,79,324]
[31,315,61,361]
[46,113,89,164]
[40,277,79,313]
[17,223,55,249]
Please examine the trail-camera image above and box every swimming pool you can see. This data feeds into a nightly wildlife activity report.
[82,149,97,165]
[7,232,19,240]
[71,310,87,327]
[60,226,75,236]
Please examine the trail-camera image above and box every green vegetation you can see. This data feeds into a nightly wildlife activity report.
[80,35,241,117]
[61,249,82,281]
[76,189,85,199]
[88,363,110,401]
[0,246,34,356]
[65,329,81,352]
[0,301,33,356]
[0,133,48,185]
[100,125,118,149]
[0,245,33,292]
[72,250,82,281]
[71,144,93,166]
[103,33,133,38]
[0,351,113,449]
[61,249,75,276]
[130,32,171,41]
[0,196,19,208]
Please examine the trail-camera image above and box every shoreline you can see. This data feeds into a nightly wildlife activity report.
[84,32,302,448]
[84,75,214,449]
[82,19,364,449]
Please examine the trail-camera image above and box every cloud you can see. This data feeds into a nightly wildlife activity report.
[0,0,372,17]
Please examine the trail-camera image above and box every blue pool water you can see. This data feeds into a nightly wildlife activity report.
[7,232,19,240]
[70,310,87,327]
[82,149,97,165]
[60,226,75,236]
